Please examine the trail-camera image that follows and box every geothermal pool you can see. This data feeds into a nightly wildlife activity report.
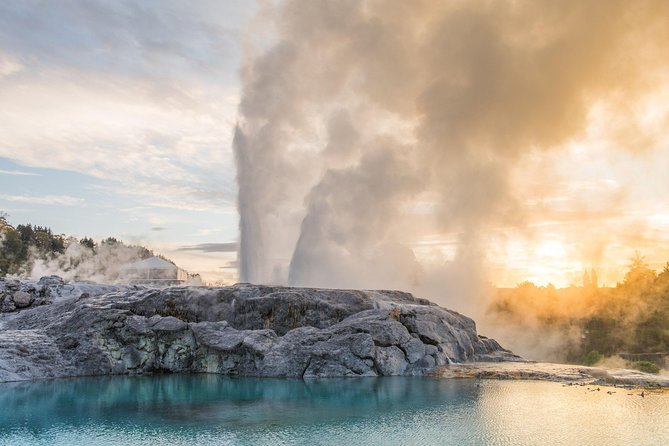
[0,375,667,446]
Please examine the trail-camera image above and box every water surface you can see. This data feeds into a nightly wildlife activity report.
[0,374,666,445]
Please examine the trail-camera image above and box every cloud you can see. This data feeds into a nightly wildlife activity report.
[0,1,255,213]
[151,227,167,231]
[0,80,240,211]
[0,1,249,83]
[0,53,22,77]
[177,242,238,253]
[220,260,239,269]
[0,194,84,206]
[0,169,39,176]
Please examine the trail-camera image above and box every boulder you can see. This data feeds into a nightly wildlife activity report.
[12,291,32,308]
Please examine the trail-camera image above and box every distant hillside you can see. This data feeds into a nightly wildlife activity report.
[0,211,161,281]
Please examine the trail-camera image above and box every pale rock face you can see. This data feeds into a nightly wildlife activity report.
[0,278,521,382]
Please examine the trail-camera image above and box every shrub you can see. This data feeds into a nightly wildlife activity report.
[630,360,661,374]
[583,350,603,366]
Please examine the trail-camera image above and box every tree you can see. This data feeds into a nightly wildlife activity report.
[581,316,624,356]
[621,252,655,291]
[50,234,66,254]
[79,237,96,251]
[32,230,51,253]
[0,227,23,275]
[0,215,172,279]
[0,211,9,228]
[102,237,119,246]
[633,310,669,352]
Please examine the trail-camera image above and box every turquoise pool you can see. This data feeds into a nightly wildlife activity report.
[0,375,666,445]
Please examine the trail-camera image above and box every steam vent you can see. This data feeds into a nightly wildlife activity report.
[0,276,519,382]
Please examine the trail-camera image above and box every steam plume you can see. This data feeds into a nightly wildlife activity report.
[234,0,669,311]
[29,241,151,284]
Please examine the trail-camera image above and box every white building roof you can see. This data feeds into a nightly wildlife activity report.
[121,256,177,271]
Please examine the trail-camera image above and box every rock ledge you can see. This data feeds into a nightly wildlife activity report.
[0,277,520,382]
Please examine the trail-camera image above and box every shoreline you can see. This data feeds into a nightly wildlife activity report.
[2,362,667,390]
[435,361,669,389]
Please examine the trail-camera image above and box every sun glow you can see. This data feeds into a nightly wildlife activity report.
[535,239,566,259]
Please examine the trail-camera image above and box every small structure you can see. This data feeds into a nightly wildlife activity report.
[120,256,189,285]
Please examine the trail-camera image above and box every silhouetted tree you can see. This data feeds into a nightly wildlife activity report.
[79,237,96,251]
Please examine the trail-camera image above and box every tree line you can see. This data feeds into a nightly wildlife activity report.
[489,254,669,365]
[0,212,153,277]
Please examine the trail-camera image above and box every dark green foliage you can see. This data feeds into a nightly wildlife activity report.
[634,310,669,352]
[581,317,624,356]
[631,361,661,374]
[79,237,96,251]
[574,268,669,360]
[582,350,602,366]
[0,211,158,277]
[0,228,23,275]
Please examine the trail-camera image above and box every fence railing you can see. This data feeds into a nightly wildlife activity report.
[618,352,668,366]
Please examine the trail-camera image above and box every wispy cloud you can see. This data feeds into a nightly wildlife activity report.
[220,260,239,269]
[0,53,22,77]
[0,194,84,206]
[0,1,252,216]
[0,168,39,176]
[177,242,238,253]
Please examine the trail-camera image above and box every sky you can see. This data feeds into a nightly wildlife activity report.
[2,1,669,292]
[0,1,256,283]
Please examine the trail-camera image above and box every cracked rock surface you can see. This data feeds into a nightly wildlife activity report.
[0,277,520,382]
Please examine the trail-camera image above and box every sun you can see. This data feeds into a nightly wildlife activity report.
[535,239,567,259]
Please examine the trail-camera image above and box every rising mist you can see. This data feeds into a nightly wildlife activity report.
[233,0,669,323]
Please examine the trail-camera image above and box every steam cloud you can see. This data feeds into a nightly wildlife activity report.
[234,0,669,313]
[30,241,150,284]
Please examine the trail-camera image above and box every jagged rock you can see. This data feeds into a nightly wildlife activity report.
[37,275,65,287]
[0,277,521,382]
[0,277,128,314]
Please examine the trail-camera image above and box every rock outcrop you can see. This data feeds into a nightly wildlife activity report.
[0,277,520,382]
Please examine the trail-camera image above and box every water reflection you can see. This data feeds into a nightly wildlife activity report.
[0,375,666,446]
[0,375,475,431]
[476,381,669,446]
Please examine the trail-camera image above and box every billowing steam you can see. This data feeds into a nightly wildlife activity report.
[234,0,669,315]
[30,240,151,284]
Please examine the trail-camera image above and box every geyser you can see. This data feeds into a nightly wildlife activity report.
[234,0,669,313]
